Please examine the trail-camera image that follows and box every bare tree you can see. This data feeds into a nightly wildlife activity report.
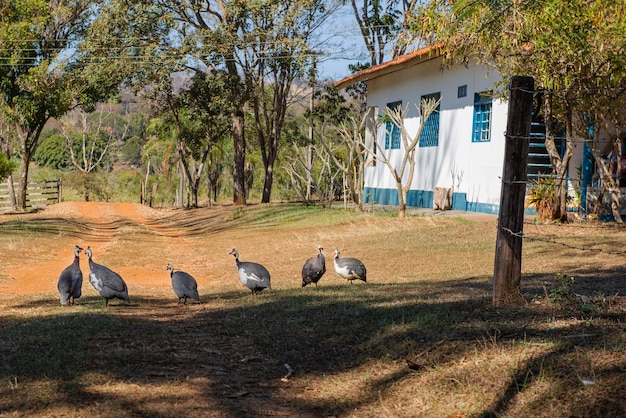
[319,118,367,211]
[358,97,439,217]
[283,140,340,206]
[64,108,127,201]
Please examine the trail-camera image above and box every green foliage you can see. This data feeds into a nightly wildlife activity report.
[0,0,126,209]
[548,273,576,305]
[548,273,598,314]
[0,152,16,180]
[526,175,556,220]
[120,135,143,166]
[527,175,573,220]
[33,132,71,170]
[311,83,354,124]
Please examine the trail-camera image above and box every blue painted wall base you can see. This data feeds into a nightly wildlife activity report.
[363,187,504,214]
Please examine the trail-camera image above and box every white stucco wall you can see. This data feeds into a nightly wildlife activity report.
[364,56,510,210]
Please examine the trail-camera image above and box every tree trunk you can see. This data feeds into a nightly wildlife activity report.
[150,183,157,207]
[83,173,90,202]
[609,187,623,223]
[178,160,185,207]
[15,122,45,211]
[544,96,575,222]
[261,155,275,203]
[397,184,406,218]
[16,158,29,211]
[6,174,16,209]
[232,109,246,206]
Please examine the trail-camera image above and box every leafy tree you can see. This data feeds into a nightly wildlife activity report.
[145,73,231,208]
[347,0,426,66]
[93,0,336,205]
[0,0,123,210]
[420,0,626,222]
[121,136,144,166]
[33,131,71,170]
[248,1,332,203]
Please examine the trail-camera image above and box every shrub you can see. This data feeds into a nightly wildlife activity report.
[527,175,556,220]
[0,152,16,181]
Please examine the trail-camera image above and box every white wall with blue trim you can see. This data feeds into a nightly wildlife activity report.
[362,56,586,215]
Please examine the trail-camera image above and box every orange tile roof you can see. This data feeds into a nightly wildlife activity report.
[334,43,443,90]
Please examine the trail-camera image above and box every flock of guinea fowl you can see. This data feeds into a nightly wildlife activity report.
[57,245,368,306]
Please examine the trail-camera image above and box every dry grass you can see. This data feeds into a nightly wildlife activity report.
[0,202,625,417]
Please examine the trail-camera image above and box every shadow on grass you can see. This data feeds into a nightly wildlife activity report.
[1,274,625,417]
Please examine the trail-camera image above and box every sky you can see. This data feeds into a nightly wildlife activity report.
[312,5,368,81]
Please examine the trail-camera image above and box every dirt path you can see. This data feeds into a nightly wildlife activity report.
[0,202,245,297]
[1,201,499,299]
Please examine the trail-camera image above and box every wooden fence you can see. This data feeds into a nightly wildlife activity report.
[0,179,62,211]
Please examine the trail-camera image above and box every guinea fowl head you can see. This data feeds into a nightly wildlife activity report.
[229,248,239,260]
[334,249,340,259]
[166,263,174,273]
[74,245,83,257]
[85,246,92,260]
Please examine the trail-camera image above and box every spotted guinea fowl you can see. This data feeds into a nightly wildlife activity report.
[333,249,367,283]
[85,246,130,306]
[57,245,84,305]
[229,248,271,294]
[301,245,326,288]
[166,263,200,304]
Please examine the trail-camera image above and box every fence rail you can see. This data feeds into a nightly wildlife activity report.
[0,179,62,211]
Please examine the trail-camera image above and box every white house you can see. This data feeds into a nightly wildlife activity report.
[335,45,590,215]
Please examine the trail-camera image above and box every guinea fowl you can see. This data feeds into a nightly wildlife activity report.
[301,245,326,287]
[57,245,84,305]
[333,249,367,283]
[229,248,271,294]
[85,246,130,306]
[166,263,200,304]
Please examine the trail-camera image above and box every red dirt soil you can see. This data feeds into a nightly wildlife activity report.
[0,201,268,298]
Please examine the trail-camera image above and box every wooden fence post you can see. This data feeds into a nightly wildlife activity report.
[493,76,535,307]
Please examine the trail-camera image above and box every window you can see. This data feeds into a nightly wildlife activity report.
[472,92,492,142]
[384,101,401,149]
[419,93,440,147]
[458,85,467,98]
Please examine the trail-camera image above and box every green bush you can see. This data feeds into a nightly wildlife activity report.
[0,152,16,180]
[527,175,555,220]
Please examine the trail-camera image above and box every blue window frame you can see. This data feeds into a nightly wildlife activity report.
[384,101,402,149]
[472,92,492,142]
[458,85,467,98]
[419,93,440,147]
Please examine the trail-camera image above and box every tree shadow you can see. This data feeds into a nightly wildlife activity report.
[1,271,625,416]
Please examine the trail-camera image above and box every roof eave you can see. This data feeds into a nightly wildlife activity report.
[334,44,443,90]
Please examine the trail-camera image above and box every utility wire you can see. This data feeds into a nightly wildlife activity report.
[501,226,626,256]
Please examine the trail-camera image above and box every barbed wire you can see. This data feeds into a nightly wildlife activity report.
[501,226,626,255]
[523,221,625,230]
[510,85,626,95]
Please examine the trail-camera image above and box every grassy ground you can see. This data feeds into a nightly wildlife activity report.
[0,202,625,417]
